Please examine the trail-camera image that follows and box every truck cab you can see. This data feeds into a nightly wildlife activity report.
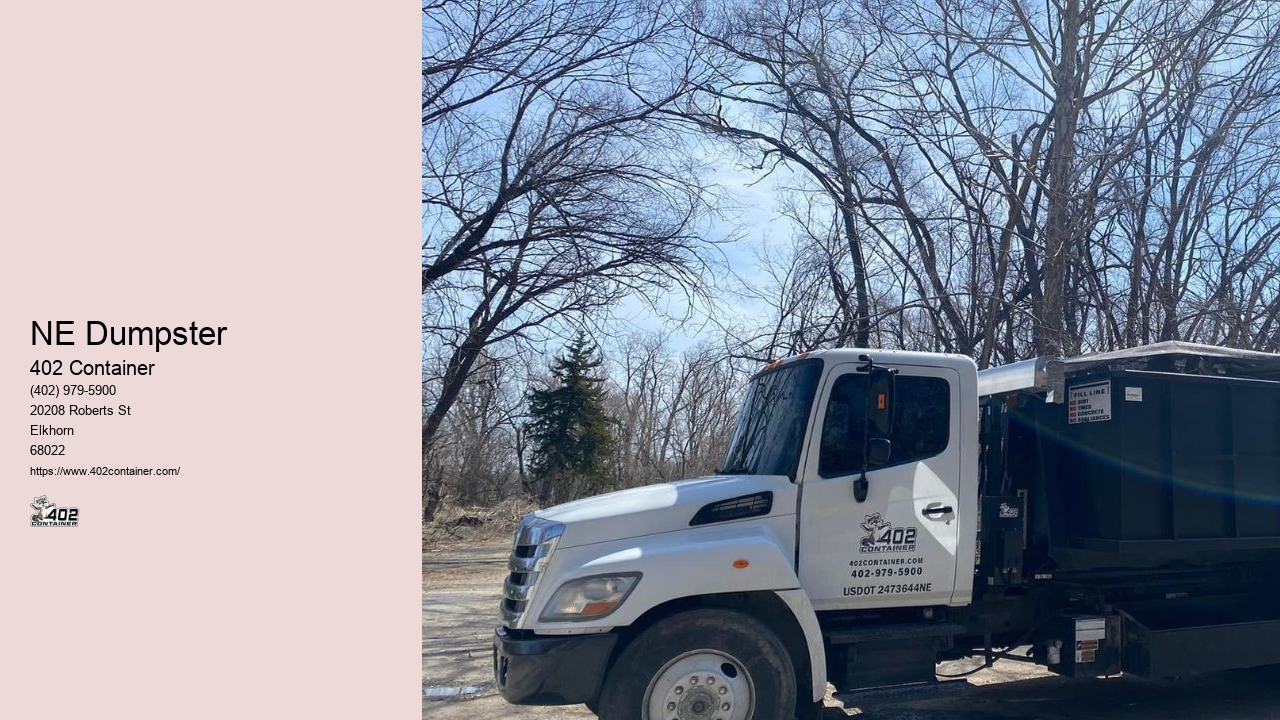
[493,343,1280,720]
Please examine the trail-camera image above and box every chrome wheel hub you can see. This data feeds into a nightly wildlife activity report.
[645,650,753,720]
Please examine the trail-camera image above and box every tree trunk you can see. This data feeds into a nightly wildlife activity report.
[1038,0,1081,357]
[837,200,872,347]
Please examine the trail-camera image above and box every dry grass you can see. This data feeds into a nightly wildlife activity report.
[422,498,538,549]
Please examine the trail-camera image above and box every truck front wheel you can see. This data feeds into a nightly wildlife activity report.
[596,608,797,720]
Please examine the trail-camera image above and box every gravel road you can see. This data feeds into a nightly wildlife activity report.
[423,534,1280,719]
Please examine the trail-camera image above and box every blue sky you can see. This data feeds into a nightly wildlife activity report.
[606,153,800,353]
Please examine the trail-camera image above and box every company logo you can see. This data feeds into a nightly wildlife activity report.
[998,502,1020,519]
[30,495,78,527]
[859,513,917,553]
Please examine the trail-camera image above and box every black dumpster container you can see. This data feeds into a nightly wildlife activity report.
[978,344,1280,676]
[1002,349,1280,571]
[1059,370,1280,543]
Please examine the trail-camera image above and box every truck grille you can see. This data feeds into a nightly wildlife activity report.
[500,515,564,626]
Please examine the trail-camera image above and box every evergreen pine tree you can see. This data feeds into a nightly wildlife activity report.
[525,334,613,504]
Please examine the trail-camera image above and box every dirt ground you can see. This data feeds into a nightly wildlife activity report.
[424,531,1280,719]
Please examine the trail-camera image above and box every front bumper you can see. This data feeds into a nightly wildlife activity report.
[493,626,617,705]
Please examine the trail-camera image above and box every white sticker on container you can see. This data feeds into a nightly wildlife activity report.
[1125,387,1142,402]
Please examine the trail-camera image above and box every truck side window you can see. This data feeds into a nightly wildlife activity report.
[820,374,867,477]
[893,376,950,463]
[819,374,951,477]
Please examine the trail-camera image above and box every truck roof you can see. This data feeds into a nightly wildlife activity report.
[793,347,978,373]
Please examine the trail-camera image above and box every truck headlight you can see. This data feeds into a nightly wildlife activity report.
[539,574,641,622]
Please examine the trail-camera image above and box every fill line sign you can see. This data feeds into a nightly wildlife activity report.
[1068,380,1112,425]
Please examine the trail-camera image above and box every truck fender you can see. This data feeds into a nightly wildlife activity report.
[774,588,828,704]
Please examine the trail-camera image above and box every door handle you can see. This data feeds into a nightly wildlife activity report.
[922,505,953,517]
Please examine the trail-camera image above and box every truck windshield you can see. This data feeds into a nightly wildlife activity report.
[719,359,823,479]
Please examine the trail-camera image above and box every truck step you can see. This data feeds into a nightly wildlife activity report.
[824,622,966,691]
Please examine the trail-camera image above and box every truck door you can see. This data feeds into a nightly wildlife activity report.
[796,362,962,610]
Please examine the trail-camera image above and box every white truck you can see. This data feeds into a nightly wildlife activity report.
[493,343,1280,719]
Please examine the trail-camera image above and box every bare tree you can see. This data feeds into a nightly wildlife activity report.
[908,0,1257,354]
[1093,12,1280,349]
[679,0,888,347]
[684,0,1030,359]
[606,334,743,487]
[422,0,718,519]
[694,0,1273,360]
[424,350,527,517]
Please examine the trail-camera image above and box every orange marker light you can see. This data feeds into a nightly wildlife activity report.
[732,559,750,569]
[581,601,616,616]
[877,394,886,410]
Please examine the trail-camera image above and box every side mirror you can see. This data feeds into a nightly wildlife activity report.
[855,364,897,504]
[867,437,892,465]
[867,366,896,437]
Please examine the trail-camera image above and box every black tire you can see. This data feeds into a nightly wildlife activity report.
[596,608,797,720]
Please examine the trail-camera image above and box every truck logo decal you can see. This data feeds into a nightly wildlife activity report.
[859,513,917,553]
[30,495,78,527]
[998,502,1019,518]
